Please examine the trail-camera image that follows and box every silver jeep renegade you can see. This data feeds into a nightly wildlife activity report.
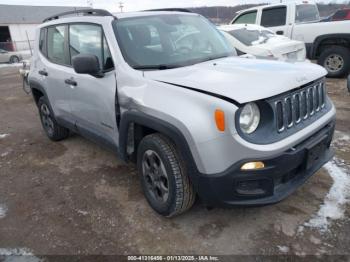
[29,9,336,217]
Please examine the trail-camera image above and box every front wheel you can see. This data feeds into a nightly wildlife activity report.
[318,46,350,78]
[137,133,195,217]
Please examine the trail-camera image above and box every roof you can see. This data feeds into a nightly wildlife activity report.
[0,4,90,24]
[115,11,197,19]
[235,0,317,14]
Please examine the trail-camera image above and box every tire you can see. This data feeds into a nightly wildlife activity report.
[22,76,31,94]
[9,56,20,64]
[137,133,195,217]
[38,96,69,141]
[318,46,350,78]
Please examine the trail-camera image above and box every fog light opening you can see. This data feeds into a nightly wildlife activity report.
[241,161,265,170]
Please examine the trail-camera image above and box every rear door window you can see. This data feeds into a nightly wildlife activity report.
[295,4,320,23]
[261,7,287,27]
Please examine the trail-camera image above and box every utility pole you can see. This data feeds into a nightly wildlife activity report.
[119,2,124,12]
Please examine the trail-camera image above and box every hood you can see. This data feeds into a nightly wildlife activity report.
[144,56,326,104]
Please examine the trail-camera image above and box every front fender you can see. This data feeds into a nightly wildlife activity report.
[118,110,201,189]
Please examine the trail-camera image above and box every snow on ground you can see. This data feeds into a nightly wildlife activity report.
[302,158,350,232]
[0,134,10,139]
[0,248,41,262]
[0,248,33,256]
[0,63,22,69]
[1,152,9,157]
[335,131,350,142]
[77,209,89,216]
[277,245,290,253]
[333,130,350,145]
[0,204,7,219]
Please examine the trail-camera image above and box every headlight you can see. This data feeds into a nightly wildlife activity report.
[239,103,260,134]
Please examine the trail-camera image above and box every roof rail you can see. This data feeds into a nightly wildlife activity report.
[142,8,193,13]
[43,9,115,23]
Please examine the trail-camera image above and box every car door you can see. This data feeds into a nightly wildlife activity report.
[260,6,288,36]
[0,49,10,63]
[66,23,118,147]
[37,25,73,124]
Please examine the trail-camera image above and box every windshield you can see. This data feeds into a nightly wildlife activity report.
[226,28,275,46]
[113,14,234,70]
[295,4,320,24]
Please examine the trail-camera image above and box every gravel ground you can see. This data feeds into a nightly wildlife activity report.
[0,66,349,260]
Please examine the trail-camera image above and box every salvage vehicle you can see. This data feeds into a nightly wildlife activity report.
[219,24,306,62]
[231,1,350,77]
[29,9,336,217]
[0,48,22,63]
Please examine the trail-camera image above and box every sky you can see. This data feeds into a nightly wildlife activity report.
[0,0,346,12]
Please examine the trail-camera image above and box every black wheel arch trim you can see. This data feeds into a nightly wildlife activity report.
[311,33,350,59]
[29,79,59,121]
[29,79,49,104]
[118,110,201,189]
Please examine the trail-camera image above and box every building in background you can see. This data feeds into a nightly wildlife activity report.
[0,5,89,52]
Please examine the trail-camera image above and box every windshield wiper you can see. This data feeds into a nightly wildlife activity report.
[133,64,179,70]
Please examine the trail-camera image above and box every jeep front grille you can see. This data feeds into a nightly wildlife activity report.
[272,80,326,133]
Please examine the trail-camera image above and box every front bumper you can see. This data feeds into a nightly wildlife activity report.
[196,120,335,207]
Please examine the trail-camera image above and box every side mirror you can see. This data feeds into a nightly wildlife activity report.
[347,74,350,93]
[72,54,104,78]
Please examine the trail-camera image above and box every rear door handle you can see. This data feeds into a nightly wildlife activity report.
[38,70,48,76]
[64,78,77,86]
[276,30,284,35]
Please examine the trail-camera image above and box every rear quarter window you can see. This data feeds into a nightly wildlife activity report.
[39,28,47,56]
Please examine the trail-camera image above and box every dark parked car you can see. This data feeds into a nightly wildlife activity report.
[322,8,350,22]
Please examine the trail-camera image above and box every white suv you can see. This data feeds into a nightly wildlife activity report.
[29,9,336,217]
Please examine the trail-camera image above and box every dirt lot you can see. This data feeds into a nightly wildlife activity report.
[0,66,349,260]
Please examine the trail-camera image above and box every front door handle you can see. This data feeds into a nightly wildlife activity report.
[276,30,284,35]
[38,70,48,76]
[64,78,77,86]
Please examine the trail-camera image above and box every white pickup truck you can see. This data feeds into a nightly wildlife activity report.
[230,1,350,78]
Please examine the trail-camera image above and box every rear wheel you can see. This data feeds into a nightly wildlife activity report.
[38,97,69,141]
[9,56,20,64]
[22,75,31,94]
[137,133,195,217]
[318,46,350,78]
